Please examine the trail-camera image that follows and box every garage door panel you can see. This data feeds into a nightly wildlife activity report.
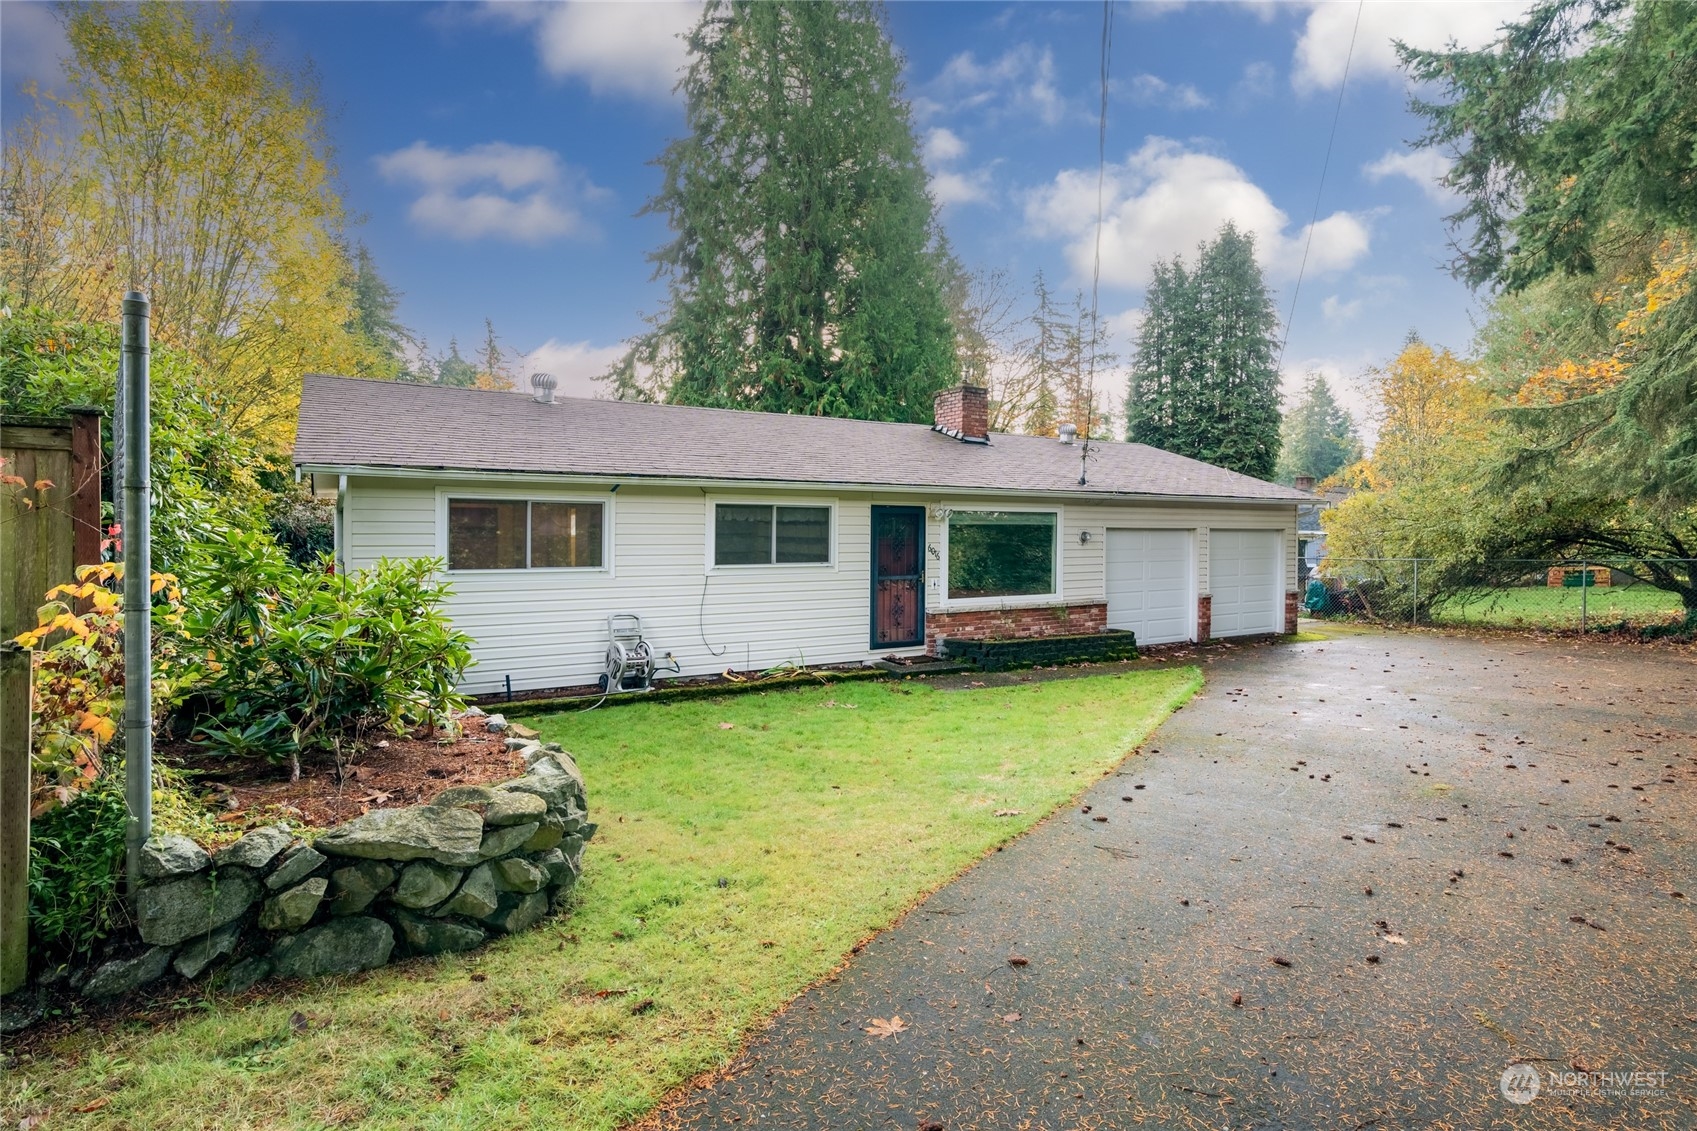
[1105,529,1193,645]
[1209,530,1280,637]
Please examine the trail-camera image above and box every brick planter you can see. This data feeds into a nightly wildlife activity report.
[939,630,1138,672]
[925,602,1107,656]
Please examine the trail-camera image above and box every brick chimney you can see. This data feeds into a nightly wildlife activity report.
[933,384,990,444]
[1294,475,1316,492]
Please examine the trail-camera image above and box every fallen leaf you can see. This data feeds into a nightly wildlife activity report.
[1382,933,1409,945]
[1231,992,1243,1008]
[993,809,1024,817]
[290,1011,309,1033]
[717,722,735,730]
[1007,955,1029,967]
[74,1098,111,1113]
[631,998,657,1015]
[1002,1012,1021,1022]
[1270,956,1293,968]
[865,1015,908,1038]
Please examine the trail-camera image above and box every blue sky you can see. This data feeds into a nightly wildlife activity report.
[2,1,1535,427]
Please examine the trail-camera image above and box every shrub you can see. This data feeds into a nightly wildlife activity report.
[0,303,276,573]
[182,529,473,779]
[27,773,129,967]
[12,562,185,815]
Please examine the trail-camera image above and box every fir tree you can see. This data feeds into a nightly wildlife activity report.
[1126,222,1282,479]
[608,0,959,420]
[346,242,415,378]
[1276,373,1360,483]
[433,338,478,388]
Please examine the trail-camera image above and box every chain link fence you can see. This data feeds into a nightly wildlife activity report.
[1301,558,1694,634]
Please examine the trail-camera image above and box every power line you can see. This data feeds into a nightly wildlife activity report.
[1276,0,1364,375]
[1080,0,1114,486]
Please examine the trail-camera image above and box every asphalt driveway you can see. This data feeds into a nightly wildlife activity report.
[651,627,1696,1130]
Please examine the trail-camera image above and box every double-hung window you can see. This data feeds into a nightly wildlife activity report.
[447,499,604,570]
[713,503,830,566]
[945,509,1057,600]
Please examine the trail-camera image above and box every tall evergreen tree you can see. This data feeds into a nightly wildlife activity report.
[345,242,416,378]
[1276,373,1360,484]
[1125,222,1283,479]
[607,0,959,419]
[433,338,478,388]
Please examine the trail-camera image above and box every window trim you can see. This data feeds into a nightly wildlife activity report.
[436,488,614,576]
[936,503,1064,609]
[704,495,838,573]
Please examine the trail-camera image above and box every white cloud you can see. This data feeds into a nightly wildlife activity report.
[1320,294,1363,325]
[1292,1,1533,92]
[923,127,968,165]
[488,1,700,103]
[518,338,626,400]
[920,45,1070,126]
[1025,136,1372,289]
[1,2,69,93]
[921,128,990,207]
[1233,61,1276,102]
[375,141,605,244]
[1363,148,1457,204]
[1124,73,1210,111]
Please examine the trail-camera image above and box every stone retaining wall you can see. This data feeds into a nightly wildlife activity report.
[75,735,593,1000]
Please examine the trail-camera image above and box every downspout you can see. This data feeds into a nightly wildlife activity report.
[335,474,347,574]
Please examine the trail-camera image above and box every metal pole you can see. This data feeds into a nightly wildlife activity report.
[121,292,152,894]
[1581,561,1588,633]
[1412,558,1419,625]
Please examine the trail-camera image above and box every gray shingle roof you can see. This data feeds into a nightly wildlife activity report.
[294,374,1309,503]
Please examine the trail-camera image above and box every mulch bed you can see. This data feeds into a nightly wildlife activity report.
[166,716,529,831]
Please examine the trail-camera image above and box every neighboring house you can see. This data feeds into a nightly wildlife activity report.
[293,376,1309,696]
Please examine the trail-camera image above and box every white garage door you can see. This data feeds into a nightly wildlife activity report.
[1209,530,1281,637]
[1105,529,1193,645]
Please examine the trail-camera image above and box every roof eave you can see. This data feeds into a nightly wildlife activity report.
[292,460,1305,507]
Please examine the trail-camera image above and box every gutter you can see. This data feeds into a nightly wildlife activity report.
[292,462,1309,508]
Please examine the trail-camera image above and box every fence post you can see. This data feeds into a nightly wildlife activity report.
[0,645,30,994]
[121,292,153,896]
[1581,561,1588,633]
[1412,558,1419,625]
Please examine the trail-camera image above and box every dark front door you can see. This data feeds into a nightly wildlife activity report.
[871,506,925,649]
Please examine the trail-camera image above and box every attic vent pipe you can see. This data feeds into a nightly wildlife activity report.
[530,372,558,404]
[1059,423,1078,445]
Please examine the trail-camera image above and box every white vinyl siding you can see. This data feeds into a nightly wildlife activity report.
[339,475,1300,692]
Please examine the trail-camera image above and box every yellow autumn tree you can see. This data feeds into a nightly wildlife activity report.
[0,3,375,446]
[1322,339,1502,560]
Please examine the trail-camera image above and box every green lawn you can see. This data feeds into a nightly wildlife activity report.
[7,669,1200,1131]
[1429,584,1686,629]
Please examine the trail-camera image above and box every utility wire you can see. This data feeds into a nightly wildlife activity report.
[1080,0,1114,486]
[1276,0,1364,374]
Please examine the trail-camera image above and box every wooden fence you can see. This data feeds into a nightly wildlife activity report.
[1,409,102,994]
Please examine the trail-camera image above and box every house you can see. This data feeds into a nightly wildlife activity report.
[293,375,1310,696]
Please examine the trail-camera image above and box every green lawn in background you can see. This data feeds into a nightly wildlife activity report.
[8,668,1200,1131]
[1429,584,1685,628]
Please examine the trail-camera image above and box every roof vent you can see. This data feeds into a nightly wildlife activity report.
[530,372,558,405]
[1058,422,1078,445]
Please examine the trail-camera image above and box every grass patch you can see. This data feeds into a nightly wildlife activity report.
[1429,585,1684,629]
[9,669,1200,1131]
